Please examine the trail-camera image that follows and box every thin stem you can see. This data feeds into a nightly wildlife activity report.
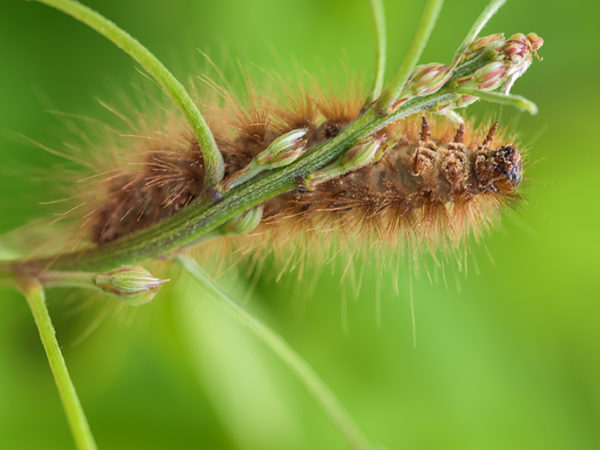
[457,87,538,114]
[378,0,444,111]
[454,0,506,60]
[33,0,224,187]
[366,0,387,103]
[18,278,97,450]
[176,254,373,450]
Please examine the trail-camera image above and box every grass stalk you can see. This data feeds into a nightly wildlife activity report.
[457,87,538,114]
[366,0,387,103]
[454,0,506,59]
[33,0,225,187]
[18,278,97,450]
[176,254,373,450]
[378,0,444,111]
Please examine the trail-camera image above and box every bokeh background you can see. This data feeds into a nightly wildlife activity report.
[1,0,598,449]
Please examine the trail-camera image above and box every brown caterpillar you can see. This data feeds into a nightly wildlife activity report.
[86,89,522,255]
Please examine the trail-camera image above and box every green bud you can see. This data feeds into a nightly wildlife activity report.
[403,63,454,98]
[94,266,167,305]
[454,31,543,95]
[463,33,505,59]
[301,172,328,191]
[303,138,386,190]
[222,128,309,192]
[339,138,384,170]
[254,128,309,169]
[219,204,264,236]
[455,61,508,91]
[451,94,479,109]
[430,93,479,114]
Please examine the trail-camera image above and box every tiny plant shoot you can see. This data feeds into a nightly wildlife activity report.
[2,0,542,448]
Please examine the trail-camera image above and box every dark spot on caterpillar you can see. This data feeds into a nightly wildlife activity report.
[321,122,342,139]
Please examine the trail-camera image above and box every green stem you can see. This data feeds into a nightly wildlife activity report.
[378,0,444,111]
[33,0,224,187]
[18,278,97,450]
[6,91,454,274]
[366,0,387,103]
[454,0,506,60]
[456,87,538,114]
[176,254,373,450]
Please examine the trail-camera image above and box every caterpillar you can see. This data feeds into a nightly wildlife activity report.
[86,88,522,257]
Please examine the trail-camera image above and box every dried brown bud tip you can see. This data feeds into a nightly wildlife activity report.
[419,116,431,142]
[453,123,465,144]
[482,122,498,147]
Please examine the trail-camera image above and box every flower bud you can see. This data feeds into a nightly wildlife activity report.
[219,205,263,236]
[404,63,454,97]
[496,32,544,93]
[222,128,309,191]
[526,33,544,58]
[455,61,509,91]
[464,33,505,58]
[339,138,384,170]
[254,128,309,169]
[94,266,167,305]
[454,31,543,95]
[452,94,479,109]
[302,138,385,190]
[430,93,479,113]
[500,33,543,62]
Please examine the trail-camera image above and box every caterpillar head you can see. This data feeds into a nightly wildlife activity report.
[490,144,522,193]
[475,143,523,193]
[472,122,522,194]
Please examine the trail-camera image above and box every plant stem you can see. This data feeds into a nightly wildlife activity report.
[454,0,506,60]
[456,87,538,114]
[18,278,97,450]
[176,254,373,450]
[33,0,224,187]
[366,0,387,103]
[6,90,453,275]
[378,0,444,111]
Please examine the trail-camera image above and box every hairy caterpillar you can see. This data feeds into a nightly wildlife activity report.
[86,88,521,257]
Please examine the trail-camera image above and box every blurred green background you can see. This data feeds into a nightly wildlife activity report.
[1,0,598,449]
